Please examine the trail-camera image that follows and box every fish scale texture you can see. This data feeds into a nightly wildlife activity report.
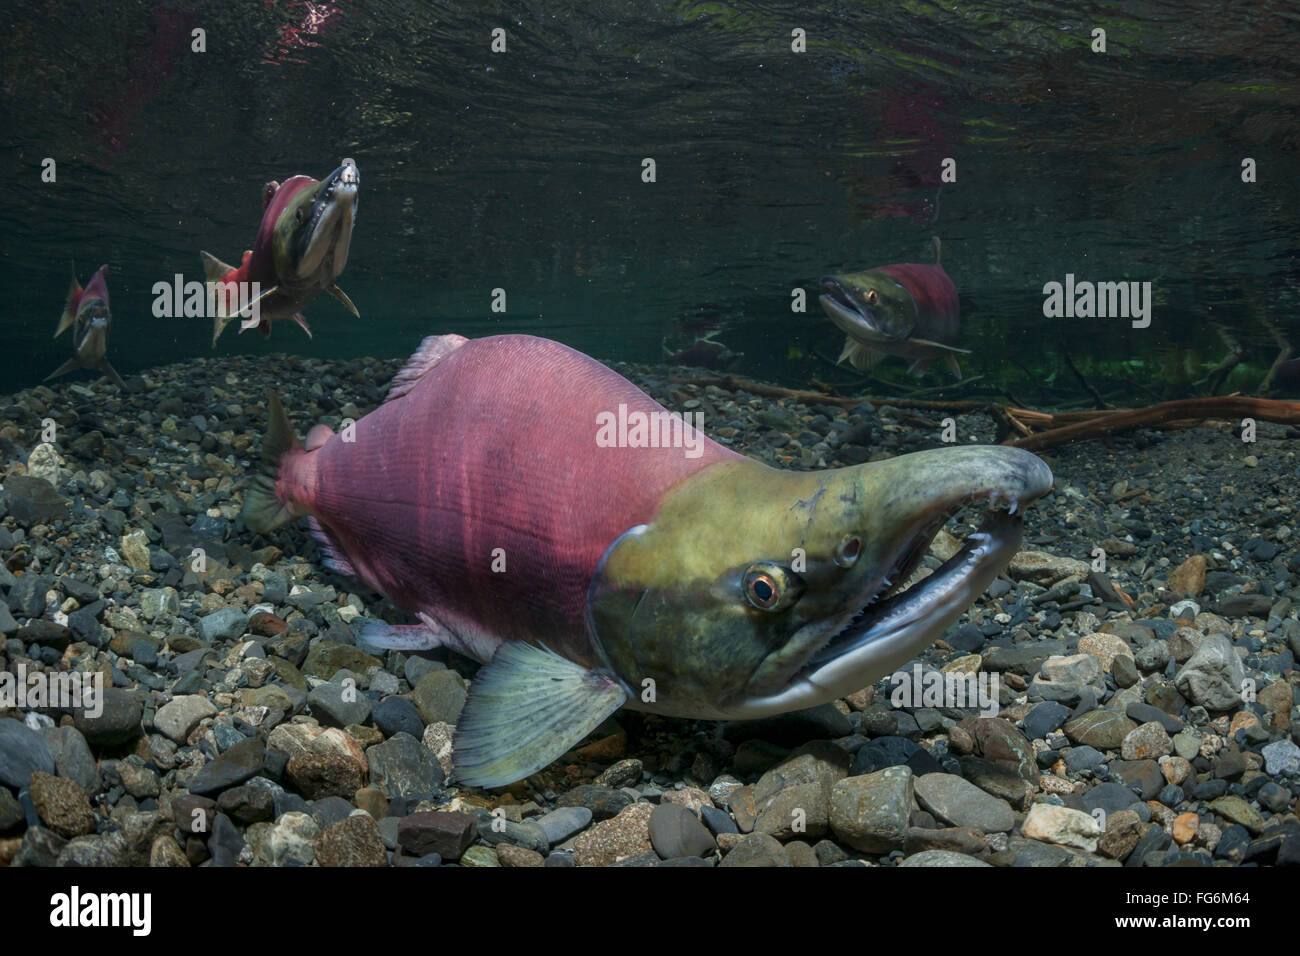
[279,334,741,665]
[876,263,959,341]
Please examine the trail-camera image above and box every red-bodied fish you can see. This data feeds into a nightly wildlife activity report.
[242,334,1051,786]
[202,158,359,346]
[46,264,125,389]
[820,237,969,378]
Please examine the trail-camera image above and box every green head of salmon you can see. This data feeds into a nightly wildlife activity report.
[587,445,1052,722]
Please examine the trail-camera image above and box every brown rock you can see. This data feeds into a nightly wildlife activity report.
[497,843,545,867]
[29,771,94,838]
[149,835,191,867]
[315,814,387,866]
[573,802,654,866]
[397,810,476,860]
[286,752,365,800]
[1172,812,1199,845]
[1097,809,1144,860]
[1168,555,1206,598]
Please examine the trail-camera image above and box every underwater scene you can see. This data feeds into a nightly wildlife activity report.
[1,0,1299,892]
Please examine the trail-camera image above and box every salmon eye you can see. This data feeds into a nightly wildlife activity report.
[742,561,804,611]
[834,535,862,568]
[295,208,305,223]
[744,571,779,609]
[866,289,879,306]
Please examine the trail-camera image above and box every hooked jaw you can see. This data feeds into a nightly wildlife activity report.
[294,158,359,277]
[730,445,1053,717]
[819,275,895,343]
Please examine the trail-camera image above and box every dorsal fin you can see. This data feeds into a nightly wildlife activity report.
[386,334,469,403]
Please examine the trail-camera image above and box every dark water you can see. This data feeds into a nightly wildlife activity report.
[2,0,1297,397]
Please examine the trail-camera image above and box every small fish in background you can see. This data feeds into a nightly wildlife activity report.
[202,157,360,346]
[819,236,969,379]
[663,335,742,369]
[46,264,126,389]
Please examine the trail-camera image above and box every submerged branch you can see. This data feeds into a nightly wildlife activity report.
[667,375,1300,452]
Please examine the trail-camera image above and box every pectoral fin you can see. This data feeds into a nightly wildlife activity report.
[327,284,359,318]
[452,642,628,788]
[236,285,281,335]
[838,338,885,371]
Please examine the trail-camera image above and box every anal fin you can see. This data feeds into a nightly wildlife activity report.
[305,516,356,579]
[452,643,628,788]
[357,619,446,653]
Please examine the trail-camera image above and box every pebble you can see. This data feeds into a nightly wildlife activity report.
[649,803,716,859]
[408,670,467,726]
[198,607,247,642]
[899,849,991,867]
[573,802,654,867]
[307,679,373,728]
[398,810,477,860]
[71,688,142,745]
[535,806,593,845]
[829,767,913,853]
[365,732,444,801]
[1173,634,1245,710]
[314,814,387,867]
[1021,803,1101,851]
[717,832,790,867]
[914,772,1015,833]
[154,695,217,743]
[372,696,424,738]
[1261,739,1300,777]
[0,718,55,788]
[1064,710,1137,750]
[28,772,94,838]
[187,737,266,795]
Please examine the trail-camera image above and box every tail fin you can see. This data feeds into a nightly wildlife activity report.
[242,391,304,534]
[55,270,82,338]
